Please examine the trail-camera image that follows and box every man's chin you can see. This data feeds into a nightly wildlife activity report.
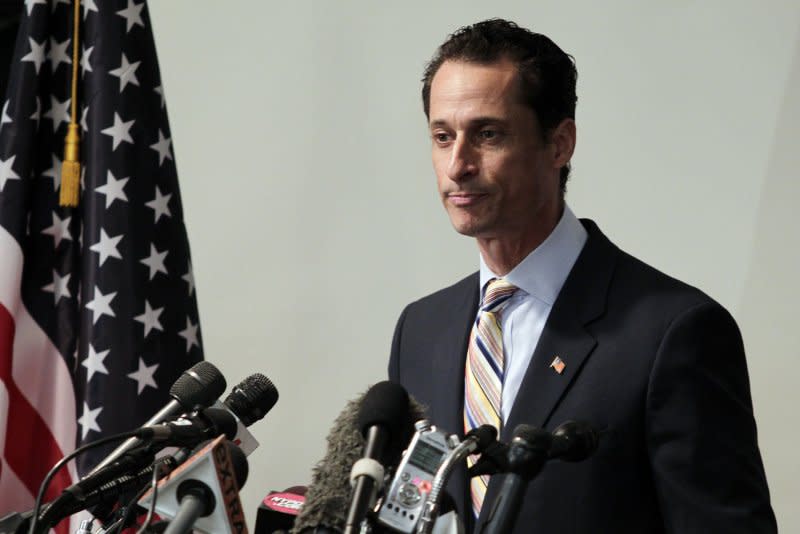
[449,218,487,238]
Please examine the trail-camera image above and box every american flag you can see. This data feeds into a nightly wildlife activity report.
[0,0,203,527]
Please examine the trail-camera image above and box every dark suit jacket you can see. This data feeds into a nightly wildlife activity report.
[388,220,776,533]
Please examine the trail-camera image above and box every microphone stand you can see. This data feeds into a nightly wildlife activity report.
[479,428,551,534]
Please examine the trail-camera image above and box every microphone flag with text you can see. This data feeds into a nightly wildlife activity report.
[139,436,249,534]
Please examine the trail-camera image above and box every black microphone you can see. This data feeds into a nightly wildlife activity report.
[547,420,599,461]
[468,420,599,477]
[219,373,280,455]
[480,424,551,534]
[292,383,426,534]
[224,373,279,426]
[137,407,238,447]
[344,381,414,534]
[467,439,509,478]
[90,361,227,474]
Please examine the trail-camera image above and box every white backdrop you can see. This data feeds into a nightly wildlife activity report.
[148,1,800,530]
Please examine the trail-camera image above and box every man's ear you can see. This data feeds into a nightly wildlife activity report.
[549,118,576,170]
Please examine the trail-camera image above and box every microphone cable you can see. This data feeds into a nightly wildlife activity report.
[28,429,141,534]
[136,457,169,534]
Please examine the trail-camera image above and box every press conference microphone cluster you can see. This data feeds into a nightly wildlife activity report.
[90,361,228,475]
[479,420,599,534]
[29,364,279,533]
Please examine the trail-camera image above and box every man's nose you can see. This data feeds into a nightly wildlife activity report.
[447,137,478,182]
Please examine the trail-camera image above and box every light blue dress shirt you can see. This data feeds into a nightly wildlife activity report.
[478,205,588,423]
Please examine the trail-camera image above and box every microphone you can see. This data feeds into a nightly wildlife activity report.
[344,381,414,534]
[90,361,227,474]
[547,420,599,461]
[137,407,239,447]
[466,440,509,478]
[468,420,599,477]
[480,425,552,534]
[224,373,280,426]
[255,486,306,534]
[292,382,425,534]
[217,373,280,455]
[140,437,249,534]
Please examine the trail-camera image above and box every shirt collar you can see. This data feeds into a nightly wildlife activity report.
[479,204,588,305]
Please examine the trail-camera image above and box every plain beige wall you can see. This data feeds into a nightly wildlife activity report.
[148,1,800,529]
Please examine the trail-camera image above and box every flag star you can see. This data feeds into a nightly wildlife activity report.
[30,96,40,124]
[145,187,172,223]
[134,300,164,337]
[109,53,141,92]
[81,106,89,132]
[44,95,71,132]
[85,286,116,324]
[0,155,20,192]
[89,229,123,266]
[117,0,145,33]
[42,270,72,304]
[183,261,195,296]
[95,170,129,208]
[178,318,200,352]
[21,38,47,74]
[43,153,62,191]
[77,402,102,440]
[82,0,98,19]
[81,45,94,75]
[41,212,73,248]
[140,245,169,280]
[82,343,109,382]
[127,357,159,395]
[47,37,72,71]
[1,100,12,126]
[154,85,165,109]
[150,130,172,166]
[101,112,135,150]
[25,0,47,15]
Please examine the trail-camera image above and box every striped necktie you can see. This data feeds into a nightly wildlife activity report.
[464,277,518,517]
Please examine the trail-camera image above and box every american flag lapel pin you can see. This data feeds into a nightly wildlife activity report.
[550,356,566,375]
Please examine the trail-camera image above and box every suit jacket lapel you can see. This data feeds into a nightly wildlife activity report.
[503,219,617,434]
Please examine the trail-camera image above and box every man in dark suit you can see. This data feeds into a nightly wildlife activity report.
[388,19,776,533]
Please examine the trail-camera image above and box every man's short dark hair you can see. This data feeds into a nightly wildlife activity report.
[422,19,578,191]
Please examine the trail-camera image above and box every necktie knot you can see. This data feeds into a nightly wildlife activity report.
[481,278,518,314]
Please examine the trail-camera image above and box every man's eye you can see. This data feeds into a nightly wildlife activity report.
[479,129,498,140]
[433,133,451,143]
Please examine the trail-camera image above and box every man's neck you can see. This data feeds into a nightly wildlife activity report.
[477,202,564,276]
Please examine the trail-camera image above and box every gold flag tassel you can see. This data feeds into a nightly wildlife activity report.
[59,0,81,207]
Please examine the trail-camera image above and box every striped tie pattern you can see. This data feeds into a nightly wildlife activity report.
[464,277,518,517]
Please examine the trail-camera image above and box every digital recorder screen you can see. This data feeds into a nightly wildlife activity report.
[407,441,447,473]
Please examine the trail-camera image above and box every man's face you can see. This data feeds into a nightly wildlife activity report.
[428,59,563,242]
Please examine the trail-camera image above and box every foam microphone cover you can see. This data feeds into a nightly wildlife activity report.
[291,384,427,533]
